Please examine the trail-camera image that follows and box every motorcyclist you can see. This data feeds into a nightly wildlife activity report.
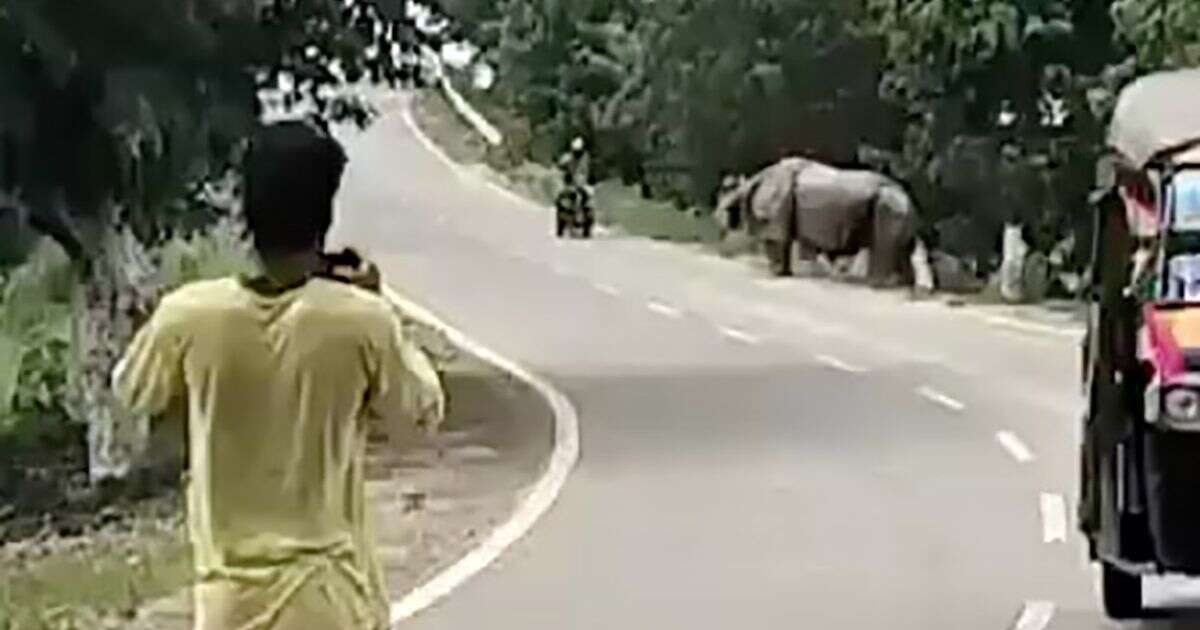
[555,137,594,237]
[557,136,592,201]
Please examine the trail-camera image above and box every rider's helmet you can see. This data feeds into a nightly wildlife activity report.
[570,136,586,153]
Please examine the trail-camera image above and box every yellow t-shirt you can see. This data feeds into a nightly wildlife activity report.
[113,277,444,630]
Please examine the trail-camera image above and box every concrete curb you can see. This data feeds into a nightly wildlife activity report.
[382,287,580,626]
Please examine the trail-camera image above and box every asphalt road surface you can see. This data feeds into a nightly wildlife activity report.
[329,97,1200,630]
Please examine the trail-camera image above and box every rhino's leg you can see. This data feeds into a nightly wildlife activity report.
[794,239,823,276]
[764,238,794,277]
[910,239,935,293]
[867,236,909,288]
[847,249,872,281]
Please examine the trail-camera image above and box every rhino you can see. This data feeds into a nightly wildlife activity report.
[718,157,933,291]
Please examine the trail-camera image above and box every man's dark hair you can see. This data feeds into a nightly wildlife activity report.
[243,121,348,254]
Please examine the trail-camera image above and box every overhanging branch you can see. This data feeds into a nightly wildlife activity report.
[5,191,90,263]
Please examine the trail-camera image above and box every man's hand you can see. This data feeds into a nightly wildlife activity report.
[321,248,382,294]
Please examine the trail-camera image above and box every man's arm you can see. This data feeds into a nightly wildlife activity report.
[366,313,446,441]
[579,154,592,185]
[112,308,185,420]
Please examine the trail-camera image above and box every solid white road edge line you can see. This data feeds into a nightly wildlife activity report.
[983,314,1084,339]
[1011,601,1056,630]
[814,354,866,374]
[401,105,466,179]
[401,94,616,240]
[996,431,1036,464]
[382,287,580,626]
[916,386,966,412]
[1039,493,1068,544]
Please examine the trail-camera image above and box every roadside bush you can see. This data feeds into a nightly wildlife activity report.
[0,242,78,452]
[157,217,256,290]
[0,242,86,539]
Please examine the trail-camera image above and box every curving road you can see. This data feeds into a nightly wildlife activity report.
[330,96,1200,630]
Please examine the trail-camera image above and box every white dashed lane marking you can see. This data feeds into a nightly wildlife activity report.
[996,431,1036,464]
[1039,493,1068,544]
[916,386,966,412]
[647,300,684,319]
[718,326,761,345]
[1011,601,1056,630]
[814,354,866,374]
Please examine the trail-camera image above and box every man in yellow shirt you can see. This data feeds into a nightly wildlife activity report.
[114,121,445,629]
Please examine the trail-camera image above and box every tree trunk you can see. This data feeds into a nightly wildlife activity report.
[999,223,1028,303]
[70,227,163,483]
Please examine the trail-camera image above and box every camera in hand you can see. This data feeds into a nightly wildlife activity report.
[318,248,381,293]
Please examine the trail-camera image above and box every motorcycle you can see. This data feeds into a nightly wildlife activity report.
[555,184,594,239]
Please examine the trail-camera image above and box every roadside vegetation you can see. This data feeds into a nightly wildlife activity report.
[415,90,723,245]
[418,0,1196,298]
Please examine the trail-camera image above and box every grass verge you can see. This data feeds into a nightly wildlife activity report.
[0,517,189,629]
[411,90,724,245]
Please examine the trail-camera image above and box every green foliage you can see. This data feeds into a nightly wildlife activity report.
[434,0,1200,269]
[0,333,20,420]
[1112,0,1200,69]
[0,525,190,630]
[858,0,1127,266]
[0,1,427,481]
[1,0,423,261]
[593,180,722,243]
[0,218,252,476]
[0,243,75,440]
[0,207,39,269]
[437,0,892,206]
[156,217,256,290]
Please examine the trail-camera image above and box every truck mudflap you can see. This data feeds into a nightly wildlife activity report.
[1145,431,1200,571]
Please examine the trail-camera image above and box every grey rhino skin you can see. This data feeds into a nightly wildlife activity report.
[721,157,923,288]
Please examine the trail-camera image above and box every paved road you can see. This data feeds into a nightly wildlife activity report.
[330,98,1200,629]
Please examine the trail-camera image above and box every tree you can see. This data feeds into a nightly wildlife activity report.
[435,0,895,206]
[1112,0,1200,69]
[0,0,418,481]
[863,0,1125,297]
[433,0,1190,297]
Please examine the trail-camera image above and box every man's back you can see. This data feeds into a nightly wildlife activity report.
[115,276,440,629]
[558,150,590,187]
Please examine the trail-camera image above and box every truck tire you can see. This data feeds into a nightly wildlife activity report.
[1102,562,1144,620]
